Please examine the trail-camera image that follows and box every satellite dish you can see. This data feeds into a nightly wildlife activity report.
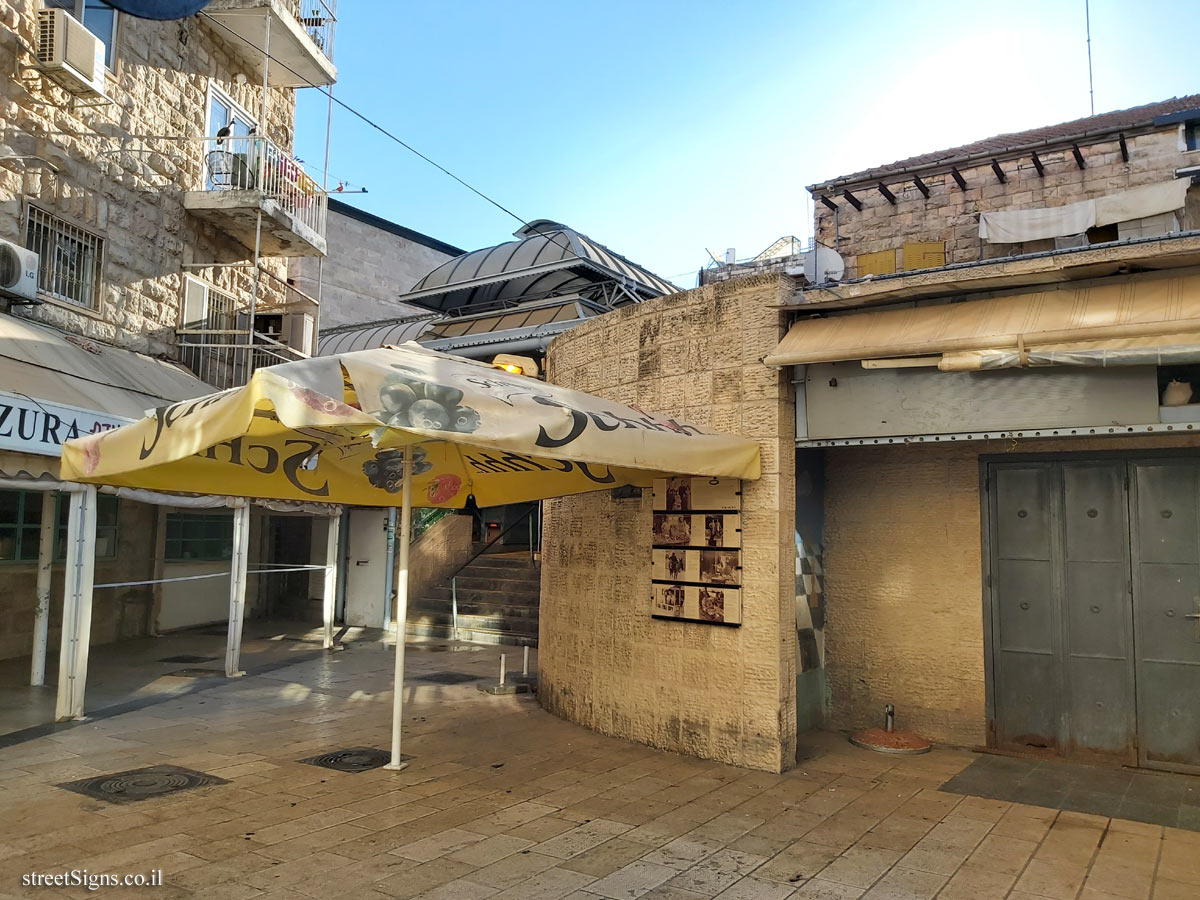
[801,244,845,283]
[105,0,211,20]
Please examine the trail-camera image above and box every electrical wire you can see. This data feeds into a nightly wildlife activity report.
[199,12,573,257]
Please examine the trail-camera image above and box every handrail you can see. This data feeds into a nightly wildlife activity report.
[447,505,536,584]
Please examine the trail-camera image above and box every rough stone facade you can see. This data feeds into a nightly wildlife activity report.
[813,127,1200,279]
[289,201,461,331]
[822,432,1200,747]
[538,273,798,772]
[0,0,302,353]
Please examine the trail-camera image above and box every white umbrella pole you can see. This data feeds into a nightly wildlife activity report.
[385,451,414,770]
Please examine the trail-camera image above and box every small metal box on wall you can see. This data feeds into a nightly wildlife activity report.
[650,476,743,625]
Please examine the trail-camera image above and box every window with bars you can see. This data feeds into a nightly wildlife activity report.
[165,512,234,562]
[0,490,119,563]
[25,207,103,310]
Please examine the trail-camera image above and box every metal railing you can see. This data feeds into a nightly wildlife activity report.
[198,135,328,241]
[177,328,307,390]
[449,506,537,641]
[282,0,336,58]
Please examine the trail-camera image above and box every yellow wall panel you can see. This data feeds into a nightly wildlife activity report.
[856,249,897,276]
[902,241,946,271]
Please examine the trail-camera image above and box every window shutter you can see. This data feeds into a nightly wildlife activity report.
[181,275,207,327]
[901,241,946,271]
[857,249,897,276]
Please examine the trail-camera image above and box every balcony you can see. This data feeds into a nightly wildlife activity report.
[182,136,328,258]
[204,0,336,88]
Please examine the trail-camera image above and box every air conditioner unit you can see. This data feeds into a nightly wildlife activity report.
[36,8,107,98]
[0,239,40,304]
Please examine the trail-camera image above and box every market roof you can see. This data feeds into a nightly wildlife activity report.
[809,94,1200,191]
[397,219,678,314]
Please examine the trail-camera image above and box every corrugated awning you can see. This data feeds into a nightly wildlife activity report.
[0,313,213,419]
[765,272,1200,368]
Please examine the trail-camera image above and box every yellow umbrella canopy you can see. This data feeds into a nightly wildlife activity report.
[60,343,761,503]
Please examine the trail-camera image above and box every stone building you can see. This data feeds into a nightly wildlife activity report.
[0,0,337,713]
[539,94,1200,776]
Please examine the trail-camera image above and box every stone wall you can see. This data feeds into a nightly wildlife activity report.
[290,205,459,331]
[538,273,798,772]
[815,127,1200,279]
[403,512,474,620]
[0,1,300,354]
[822,432,1200,747]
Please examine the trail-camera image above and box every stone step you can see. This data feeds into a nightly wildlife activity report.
[427,584,539,604]
[407,609,539,635]
[465,555,536,570]
[412,597,539,619]
[436,575,540,593]
[405,621,537,648]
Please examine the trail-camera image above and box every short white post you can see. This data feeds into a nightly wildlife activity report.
[451,576,459,641]
[522,645,529,677]
[224,501,251,677]
[322,513,340,649]
[55,485,96,721]
[386,451,414,770]
[30,491,56,686]
[499,653,506,687]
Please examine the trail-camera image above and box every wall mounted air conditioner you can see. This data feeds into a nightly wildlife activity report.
[0,239,39,304]
[36,8,107,98]
[286,312,315,356]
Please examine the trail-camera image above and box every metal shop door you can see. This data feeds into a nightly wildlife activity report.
[987,458,1200,772]
[344,509,390,629]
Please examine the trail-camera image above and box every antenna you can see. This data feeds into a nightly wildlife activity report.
[1086,0,1095,115]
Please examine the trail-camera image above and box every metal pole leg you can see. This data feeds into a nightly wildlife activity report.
[225,501,251,678]
[55,486,96,721]
[322,514,340,649]
[386,450,414,770]
[30,491,56,686]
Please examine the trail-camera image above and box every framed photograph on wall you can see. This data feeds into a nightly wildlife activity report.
[650,476,742,626]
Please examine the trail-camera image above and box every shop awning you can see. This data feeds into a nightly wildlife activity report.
[765,272,1200,369]
[0,313,212,419]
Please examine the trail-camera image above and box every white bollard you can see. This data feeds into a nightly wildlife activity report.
[499,653,506,686]
[522,645,529,676]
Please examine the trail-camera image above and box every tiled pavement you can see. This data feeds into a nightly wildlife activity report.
[1,640,1198,900]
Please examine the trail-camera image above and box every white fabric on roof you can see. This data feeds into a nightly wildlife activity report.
[979,178,1191,243]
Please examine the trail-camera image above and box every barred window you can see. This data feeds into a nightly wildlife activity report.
[165,512,234,562]
[25,207,103,310]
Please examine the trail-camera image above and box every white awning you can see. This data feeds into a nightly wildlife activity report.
[978,178,1191,243]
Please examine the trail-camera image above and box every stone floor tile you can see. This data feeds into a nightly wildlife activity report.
[1152,878,1200,900]
[563,837,657,877]
[637,886,710,900]
[392,827,488,862]
[374,859,478,899]
[921,815,993,850]
[711,875,798,899]
[895,839,971,876]
[816,846,902,888]
[488,866,596,900]
[465,850,563,890]
[537,819,636,860]
[411,879,498,900]
[754,841,842,884]
[965,832,1038,874]
[1084,855,1156,899]
[448,833,536,867]
[585,860,680,899]
[860,865,947,899]
[508,815,583,842]
[243,849,355,891]
[791,878,864,899]
[642,837,722,870]
[935,865,1015,900]
[1013,858,1089,899]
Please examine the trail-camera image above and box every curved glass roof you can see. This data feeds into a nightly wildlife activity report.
[399,220,677,313]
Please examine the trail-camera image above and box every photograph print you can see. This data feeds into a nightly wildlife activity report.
[699,549,739,585]
[699,587,725,623]
[664,476,692,512]
[654,584,685,617]
[653,514,692,546]
[704,515,723,547]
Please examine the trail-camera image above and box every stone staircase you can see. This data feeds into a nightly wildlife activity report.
[406,553,540,647]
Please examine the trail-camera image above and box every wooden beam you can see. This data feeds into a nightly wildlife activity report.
[913,175,930,198]
[1119,132,1129,163]
[990,159,1007,184]
[950,167,967,191]
[876,182,897,205]
[1072,143,1086,169]
[1030,151,1045,177]
[819,195,839,212]
[841,189,862,211]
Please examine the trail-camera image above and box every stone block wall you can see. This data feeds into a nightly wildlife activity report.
[0,0,300,355]
[538,273,798,772]
[814,128,1199,279]
[404,512,474,618]
[822,432,1200,748]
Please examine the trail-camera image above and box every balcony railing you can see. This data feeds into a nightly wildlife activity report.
[178,328,307,391]
[283,0,336,58]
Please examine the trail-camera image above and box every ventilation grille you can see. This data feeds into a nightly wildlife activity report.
[0,244,19,290]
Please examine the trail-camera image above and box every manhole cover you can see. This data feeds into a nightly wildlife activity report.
[415,671,481,684]
[299,748,406,773]
[59,766,227,803]
[158,655,218,664]
[166,668,222,678]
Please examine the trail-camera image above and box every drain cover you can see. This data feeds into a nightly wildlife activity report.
[167,667,222,678]
[415,671,481,685]
[59,765,227,803]
[299,748,406,773]
[158,655,218,664]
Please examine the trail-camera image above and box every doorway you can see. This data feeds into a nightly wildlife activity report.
[343,509,390,629]
[985,456,1200,773]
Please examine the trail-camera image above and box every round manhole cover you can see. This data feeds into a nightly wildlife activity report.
[300,748,401,773]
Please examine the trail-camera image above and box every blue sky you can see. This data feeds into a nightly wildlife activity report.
[295,0,1198,287]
